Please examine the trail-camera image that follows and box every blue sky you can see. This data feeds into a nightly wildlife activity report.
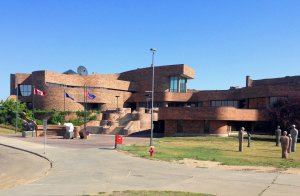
[1,0,300,100]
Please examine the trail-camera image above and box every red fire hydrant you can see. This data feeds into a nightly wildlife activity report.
[149,146,154,157]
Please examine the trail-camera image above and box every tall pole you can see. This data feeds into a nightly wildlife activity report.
[32,85,35,137]
[115,95,120,113]
[64,88,66,112]
[150,48,156,146]
[84,84,87,134]
[15,76,18,134]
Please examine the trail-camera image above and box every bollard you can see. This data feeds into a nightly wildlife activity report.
[149,146,154,157]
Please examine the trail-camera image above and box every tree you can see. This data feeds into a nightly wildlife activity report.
[268,97,300,131]
[0,99,28,129]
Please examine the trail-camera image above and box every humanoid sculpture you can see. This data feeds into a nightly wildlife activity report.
[280,131,289,159]
[239,127,245,152]
[275,126,281,146]
[290,125,298,152]
[288,134,292,153]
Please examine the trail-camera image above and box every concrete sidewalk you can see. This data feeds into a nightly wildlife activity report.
[0,135,300,196]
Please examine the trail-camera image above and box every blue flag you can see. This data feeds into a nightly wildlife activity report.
[86,91,96,99]
[65,92,75,101]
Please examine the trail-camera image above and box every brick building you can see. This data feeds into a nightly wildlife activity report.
[10,64,300,136]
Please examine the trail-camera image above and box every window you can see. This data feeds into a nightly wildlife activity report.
[210,100,238,107]
[170,76,188,92]
[248,97,267,109]
[19,85,32,96]
[269,96,288,107]
[170,76,178,92]
[179,78,187,92]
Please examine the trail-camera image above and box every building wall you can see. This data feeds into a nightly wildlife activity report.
[119,64,194,92]
[9,64,300,136]
[164,120,227,136]
[158,107,269,121]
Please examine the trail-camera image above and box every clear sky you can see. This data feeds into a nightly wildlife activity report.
[1,0,300,100]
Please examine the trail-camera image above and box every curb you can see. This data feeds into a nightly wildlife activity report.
[0,143,53,169]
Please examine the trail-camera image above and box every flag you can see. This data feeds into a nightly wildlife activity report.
[34,88,46,96]
[86,91,96,99]
[65,92,75,101]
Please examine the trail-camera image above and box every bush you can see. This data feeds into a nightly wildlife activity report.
[0,99,28,130]
[88,114,97,121]
[49,112,65,125]
[69,118,84,126]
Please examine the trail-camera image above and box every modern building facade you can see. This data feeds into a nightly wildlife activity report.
[10,64,300,136]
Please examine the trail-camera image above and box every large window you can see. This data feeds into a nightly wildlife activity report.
[170,76,178,92]
[19,85,32,96]
[170,76,187,92]
[179,78,187,92]
[211,100,238,107]
[269,96,288,107]
[248,97,267,109]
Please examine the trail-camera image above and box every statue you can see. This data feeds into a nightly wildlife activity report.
[275,125,281,146]
[247,129,251,147]
[290,125,298,152]
[280,131,289,159]
[239,127,245,152]
[288,134,292,153]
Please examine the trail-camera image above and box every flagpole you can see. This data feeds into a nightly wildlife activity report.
[32,86,35,137]
[15,76,18,134]
[64,88,66,112]
[84,84,87,135]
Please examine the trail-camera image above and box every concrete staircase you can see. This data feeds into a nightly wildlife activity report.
[109,113,132,135]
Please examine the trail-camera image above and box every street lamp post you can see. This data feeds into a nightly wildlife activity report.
[150,48,157,146]
[115,95,120,113]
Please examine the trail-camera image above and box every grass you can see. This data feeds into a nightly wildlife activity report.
[94,190,213,196]
[0,127,16,135]
[121,135,300,168]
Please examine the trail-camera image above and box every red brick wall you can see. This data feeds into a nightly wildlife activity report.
[119,64,194,93]
[165,120,177,136]
[159,107,269,121]
[164,119,227,136]
[208,120,228,134]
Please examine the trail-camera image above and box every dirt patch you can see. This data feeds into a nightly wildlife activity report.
[177,158,300,174]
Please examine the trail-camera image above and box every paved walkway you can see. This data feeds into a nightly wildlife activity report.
[0,145,50,190]
[0,135,300,196]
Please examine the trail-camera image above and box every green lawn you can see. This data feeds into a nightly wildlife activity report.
[95,190,212,196]
[0,127,16,135]
[121,136,300,168]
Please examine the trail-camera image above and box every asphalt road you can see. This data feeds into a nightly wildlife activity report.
[0,145,50,190]
[0,135,300,196]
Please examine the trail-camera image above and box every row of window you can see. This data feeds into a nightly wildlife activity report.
[137,97,287,109]
[210,100,239,107]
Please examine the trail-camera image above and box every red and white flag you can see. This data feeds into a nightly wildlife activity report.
[34,88,46,96]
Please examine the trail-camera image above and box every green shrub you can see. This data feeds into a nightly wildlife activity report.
[0,99,27,130]
[88,114,97,121]
[69,118,84,126]
[49,112,65,125]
